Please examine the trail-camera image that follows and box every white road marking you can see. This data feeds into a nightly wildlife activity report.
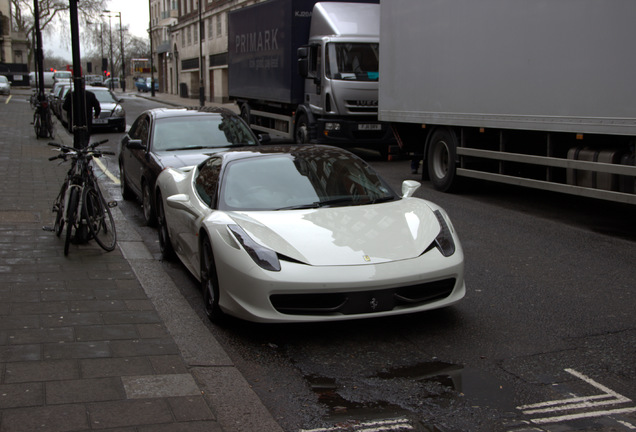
[517,368,635,425]
[300,418,413,432]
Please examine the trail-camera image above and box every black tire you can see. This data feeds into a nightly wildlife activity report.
[119,162,135,201]
[33,112,43,138]
[53,182,67,237]
[201,235,225,323]
[295,113,310,144]
[156,191,174,260]
[142,180,156,226]
[64,187,79,256]
[83,186,117,252]
[427,128,459,192]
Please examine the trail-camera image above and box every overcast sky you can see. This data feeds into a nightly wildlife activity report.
[47,0,150,60]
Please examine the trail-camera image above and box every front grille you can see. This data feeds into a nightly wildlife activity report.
[270,278,456,316]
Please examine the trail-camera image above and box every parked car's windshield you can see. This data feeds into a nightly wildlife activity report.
[216,149,397,211]
[153,115,258,151]
[90,89,118,104]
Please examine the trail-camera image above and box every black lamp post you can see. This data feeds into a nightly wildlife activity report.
[102,13,115,90]
[198,0,205,106]
[148,1,155,97]
[104,10,125,92]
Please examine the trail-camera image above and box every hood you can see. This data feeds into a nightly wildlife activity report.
[157,150,220,169]
[227,199,440,266]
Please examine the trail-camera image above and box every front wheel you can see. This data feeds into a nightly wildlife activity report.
[33,111,43,138]
[201,236,225,324]
[142,181,156,227]
[156,191,174,260]
[64,187,80,256]
[83,186,117,252]
[53,181,68,237]
[427,128,459,192]
[295,113,310,144]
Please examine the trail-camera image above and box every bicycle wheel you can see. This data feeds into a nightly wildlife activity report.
[53,181,67,237]
[33,111,43,138]
[64,187,80,256]
[83,186,117,251]
[45,110,54,138]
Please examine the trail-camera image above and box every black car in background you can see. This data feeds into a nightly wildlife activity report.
[119,107,264,225]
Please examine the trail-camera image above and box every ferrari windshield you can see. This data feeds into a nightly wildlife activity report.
[216,148,398,211]
[153,115,258,151]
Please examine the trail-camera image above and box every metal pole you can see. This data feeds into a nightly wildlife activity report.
[148,1,155,97]
[118,13,126,92]
[198,0,204,106]
[33,0,45,100]
[108,15,114,90]
[69,0,88,148]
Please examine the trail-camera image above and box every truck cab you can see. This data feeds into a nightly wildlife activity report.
[297,2,389,146]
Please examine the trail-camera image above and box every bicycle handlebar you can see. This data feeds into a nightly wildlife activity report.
[47,139,113,161]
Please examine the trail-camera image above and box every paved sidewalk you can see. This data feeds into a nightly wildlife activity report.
[0,91,282,431]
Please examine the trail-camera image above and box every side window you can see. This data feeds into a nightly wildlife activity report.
[128,116,144,139]
[195,157,223,207]
[137,118,150,147]
[308,44,321,79]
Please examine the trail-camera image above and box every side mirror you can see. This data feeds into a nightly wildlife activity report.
[126,139,146,150]
[401,180,421,197]
[258,133,271,144]
[297,46,309,77]
[166,194,199,217]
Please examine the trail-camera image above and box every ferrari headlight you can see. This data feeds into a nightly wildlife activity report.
[433,210,456,257]
[228,224,281,272]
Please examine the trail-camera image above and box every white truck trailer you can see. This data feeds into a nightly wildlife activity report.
[379,0,636,205]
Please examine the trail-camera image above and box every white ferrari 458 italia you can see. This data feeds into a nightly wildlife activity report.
[155,144,465,323]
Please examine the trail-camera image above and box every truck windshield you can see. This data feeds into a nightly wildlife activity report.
[326,43,379,81]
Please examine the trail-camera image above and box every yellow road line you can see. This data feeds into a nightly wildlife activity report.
[5,95,11,104]
[93,156,120,185]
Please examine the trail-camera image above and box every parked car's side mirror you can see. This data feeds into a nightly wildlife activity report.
[126,139,146,150]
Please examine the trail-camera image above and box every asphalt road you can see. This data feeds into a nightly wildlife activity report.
[99,93,636,432]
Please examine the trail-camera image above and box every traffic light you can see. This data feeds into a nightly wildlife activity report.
[102,58,108,71]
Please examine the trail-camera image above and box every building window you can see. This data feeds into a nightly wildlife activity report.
[216,14,221,37]
[194,22,198,42]
[187,26,192,45]
[208,17,213,39]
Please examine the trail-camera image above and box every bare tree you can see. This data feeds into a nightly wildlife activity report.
[11,0,107,67]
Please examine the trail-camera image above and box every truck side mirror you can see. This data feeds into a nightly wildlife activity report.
[297,47,309,77]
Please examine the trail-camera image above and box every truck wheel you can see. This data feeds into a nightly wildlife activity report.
[427,128,459,192]
[295,114,310,144]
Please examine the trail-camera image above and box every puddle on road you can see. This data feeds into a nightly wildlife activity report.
[305,361,517,430]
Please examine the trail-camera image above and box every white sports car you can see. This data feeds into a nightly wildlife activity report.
[155,145,465,323]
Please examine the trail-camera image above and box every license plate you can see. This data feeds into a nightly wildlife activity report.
[93,118,108,124]
[358,123,382,131]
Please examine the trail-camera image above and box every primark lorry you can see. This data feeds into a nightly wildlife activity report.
[379,0,636,205]
[228,0,393,150]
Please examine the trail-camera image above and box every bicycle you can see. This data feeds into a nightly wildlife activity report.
[45,140,117,255]
[33,97,55,139]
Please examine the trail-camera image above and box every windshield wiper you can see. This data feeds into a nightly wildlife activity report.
[275,203,322,210]
[370,196,397,204]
